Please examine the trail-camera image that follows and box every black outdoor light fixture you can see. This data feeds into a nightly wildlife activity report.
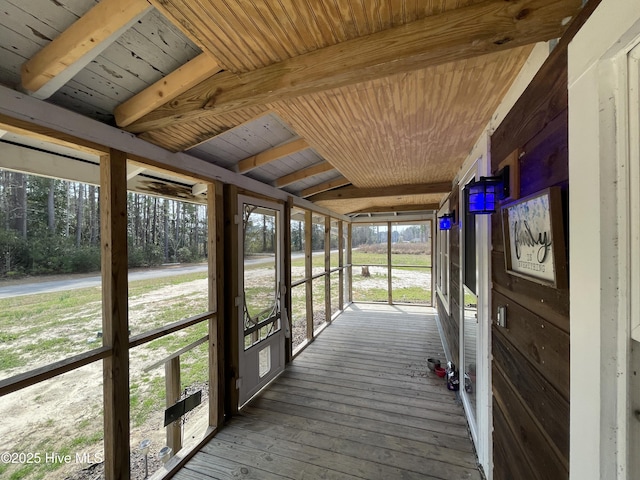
[466,166,510,215]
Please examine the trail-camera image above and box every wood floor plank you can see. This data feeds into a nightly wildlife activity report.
[259,389,470,437]
[279,368,459,405]
[183,451,287,480]
[201,439,363,479]
[250,396,474,453]
[288,359,446,388]
[266,382,467,425]
[275,375,458,411]
[229,414,481,479]
[240,405,479,469]
[215,426,442,480]
[178,305,480,479]
[291,351,445,382]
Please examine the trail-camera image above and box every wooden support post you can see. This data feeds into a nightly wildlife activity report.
[284,197,293,363]
[387,222,393,305]
[304,210,313,341]
[347,223,353,303]
[324,217,331,323]
[165,357,182,455]
[208,182,225,428]
[224,185,240,415]
[429,219,435,307]
[101,149,130,480]
[338,221,344,311]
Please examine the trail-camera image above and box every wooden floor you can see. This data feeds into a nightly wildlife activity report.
[174,304,482,480]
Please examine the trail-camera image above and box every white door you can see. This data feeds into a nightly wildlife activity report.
[237,195,286,406]
[459,165,479,440]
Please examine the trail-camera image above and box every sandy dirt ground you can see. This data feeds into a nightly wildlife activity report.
[0,277,211,479]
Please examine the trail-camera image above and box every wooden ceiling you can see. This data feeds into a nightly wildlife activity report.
[2,0,585,215]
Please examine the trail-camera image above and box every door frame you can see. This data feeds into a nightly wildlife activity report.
[568,1,640,477]
[458,160,479,442]
[458,150,493,475]
[236,194,286,407]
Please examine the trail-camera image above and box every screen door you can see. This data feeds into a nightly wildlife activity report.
[237,195,285,406]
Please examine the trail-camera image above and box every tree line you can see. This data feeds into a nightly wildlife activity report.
[289,221,431,253]
[0,171,208,277]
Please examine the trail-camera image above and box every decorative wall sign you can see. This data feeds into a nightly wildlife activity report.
[501,187,567,288]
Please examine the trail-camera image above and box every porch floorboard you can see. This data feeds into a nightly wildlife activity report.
[174,304,482,480]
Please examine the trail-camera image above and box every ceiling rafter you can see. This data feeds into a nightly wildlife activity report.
[237,138,308,173]
[299,176,351,198]
[274,162,335,188]
[21,0,152,99]
[124,0,582,133]
[115,53,222,127]
[308,182,452,202]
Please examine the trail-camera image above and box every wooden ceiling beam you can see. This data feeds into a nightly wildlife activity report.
[274,162,335,188]
[349,204,441,215]
[126,0,582,133]
[21,0,152,99]
[308,182,452,201]
[300,176,351,198]
[115,53,222,127]
[238,138,308,173]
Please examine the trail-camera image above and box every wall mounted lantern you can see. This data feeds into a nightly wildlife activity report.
[466,166,510,215]
[438,211,455,230]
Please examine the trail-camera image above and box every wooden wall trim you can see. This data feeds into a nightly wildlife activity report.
[324,216,331,323]
[338,221,344,309]
[0,347,111,397]
[101,149,130,480]
[224,184,240,415]
[284,197,293,363]
[347,224,353,303]
[209,181,225,427]
[387,224,393,304]
[305,210,314,341]
[129,312,213,349]
[165,357,182,453]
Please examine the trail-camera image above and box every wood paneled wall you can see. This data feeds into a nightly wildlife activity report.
[487,3,598,475]
[490,93,570,479]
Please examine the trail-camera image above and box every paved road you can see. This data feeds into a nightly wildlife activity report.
[0,264,211,299]
[0,252,311,299]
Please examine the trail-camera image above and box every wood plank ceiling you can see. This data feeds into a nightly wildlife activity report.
[0,0,585,215]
